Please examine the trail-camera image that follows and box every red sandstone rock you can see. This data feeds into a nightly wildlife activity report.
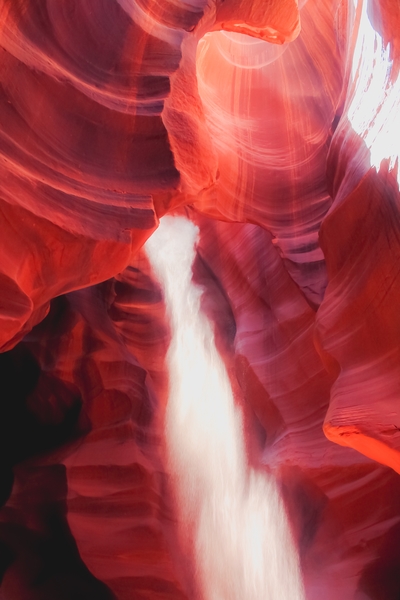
[1,0,400,598]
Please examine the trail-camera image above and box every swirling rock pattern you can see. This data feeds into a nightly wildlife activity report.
[1,0,400,598]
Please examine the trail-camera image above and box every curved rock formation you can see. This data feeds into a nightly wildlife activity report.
[1,0,400,598]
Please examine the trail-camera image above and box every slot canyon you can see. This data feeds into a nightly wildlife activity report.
[0,0,400,598]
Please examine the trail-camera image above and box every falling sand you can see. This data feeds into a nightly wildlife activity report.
[146,216,305,600]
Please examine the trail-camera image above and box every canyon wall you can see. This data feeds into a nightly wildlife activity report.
[0,0,400,598]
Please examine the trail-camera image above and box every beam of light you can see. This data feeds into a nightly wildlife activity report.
[348,0,400,188]
[145,216,305,600]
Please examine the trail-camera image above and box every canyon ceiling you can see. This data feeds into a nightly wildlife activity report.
[0,0,400,598]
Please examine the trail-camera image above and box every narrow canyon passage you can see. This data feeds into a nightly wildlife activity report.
[145,216,305,600]
[2,1,400,598]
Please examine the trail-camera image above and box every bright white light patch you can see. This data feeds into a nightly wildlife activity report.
[348,0,400,188]
[145,216,305,600]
